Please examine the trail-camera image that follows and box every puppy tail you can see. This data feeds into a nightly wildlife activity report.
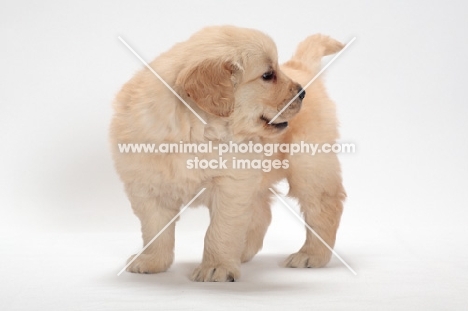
[288,34,344,74]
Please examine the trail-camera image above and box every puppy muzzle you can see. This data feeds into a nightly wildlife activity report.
[276,84,304,119]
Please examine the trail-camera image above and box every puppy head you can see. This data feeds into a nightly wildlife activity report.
[232,56,304,139]
[176,26,303,138]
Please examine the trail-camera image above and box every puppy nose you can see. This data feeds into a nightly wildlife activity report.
[297,87,306,100]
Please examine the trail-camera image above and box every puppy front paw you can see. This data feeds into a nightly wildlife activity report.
[191,263,240,282]
[125,254,172,274]
[283,251,331,268]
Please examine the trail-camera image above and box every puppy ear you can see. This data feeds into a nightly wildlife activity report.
[177,60,240,117]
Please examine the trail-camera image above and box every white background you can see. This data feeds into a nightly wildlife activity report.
[1,0,467,310]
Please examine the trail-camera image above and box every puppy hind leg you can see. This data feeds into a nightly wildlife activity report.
[285,155,345,268]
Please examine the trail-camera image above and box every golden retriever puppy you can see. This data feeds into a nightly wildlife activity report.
[110,25,345,282]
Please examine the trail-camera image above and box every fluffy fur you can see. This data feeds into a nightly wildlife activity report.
[110,26,345,282]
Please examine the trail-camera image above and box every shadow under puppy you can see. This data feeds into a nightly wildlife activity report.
[110,25,345,282]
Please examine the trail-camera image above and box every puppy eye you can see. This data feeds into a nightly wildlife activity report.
[262,71,275,81]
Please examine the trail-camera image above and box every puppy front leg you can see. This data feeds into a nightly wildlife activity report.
[191,182,254,282]
[241,191,272,263]
[126,195,179,274]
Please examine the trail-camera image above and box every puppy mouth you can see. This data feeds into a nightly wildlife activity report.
[260,115,289,130]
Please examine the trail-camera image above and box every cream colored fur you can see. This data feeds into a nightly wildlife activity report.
[110,26,345,282]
